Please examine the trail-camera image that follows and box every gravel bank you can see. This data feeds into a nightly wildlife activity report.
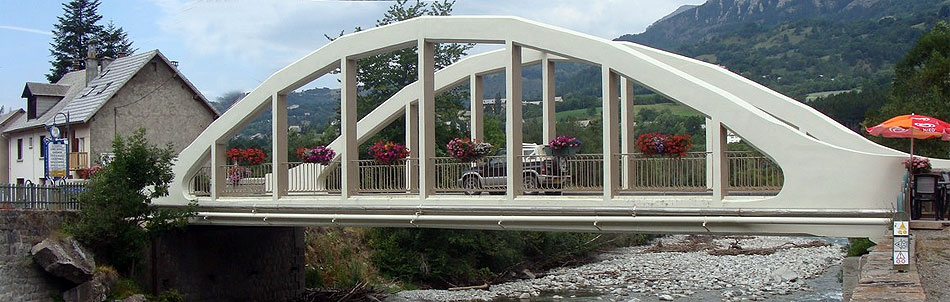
[389,236,843,302]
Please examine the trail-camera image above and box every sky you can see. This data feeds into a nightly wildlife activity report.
[0,0,705,111]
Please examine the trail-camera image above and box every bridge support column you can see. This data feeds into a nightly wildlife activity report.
[506,41,524,199]
[706,118,714,190]
[470,75,484,141]
[419,40,436,198]
[406,103,419,192]
[341,57,359,198]
[542,55,556,143]
[620,77,635,190]
[602,67,619,199]
[711,119,729,201]
[211,142,226,201]
[272,93,289,200]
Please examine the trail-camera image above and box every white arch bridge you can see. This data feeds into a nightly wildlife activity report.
[156,16,940,238]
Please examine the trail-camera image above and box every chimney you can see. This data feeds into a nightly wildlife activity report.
[117,50,129,58]
[100,57,115,70]
[85,43,98,85]
[170,60,179,68]
[71,59,82,71]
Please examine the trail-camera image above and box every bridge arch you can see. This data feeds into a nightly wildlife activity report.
[159,16,913,237]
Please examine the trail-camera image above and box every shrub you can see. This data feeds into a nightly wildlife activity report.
[65,129,195,274]
[846,238,877,257]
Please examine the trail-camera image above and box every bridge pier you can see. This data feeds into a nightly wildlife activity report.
[147,226,305,302]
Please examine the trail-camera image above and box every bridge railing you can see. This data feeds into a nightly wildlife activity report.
[623,152,709,192]
[192,150,783,198]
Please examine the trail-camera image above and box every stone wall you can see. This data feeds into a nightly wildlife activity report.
[148,225,305,302]
[0,210,74,302]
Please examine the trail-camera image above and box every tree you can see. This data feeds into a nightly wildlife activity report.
[96,20,135,60]
[47,0,134,82]
[66,129,195,274]
[866,21,950,157]
[319,0,472,156]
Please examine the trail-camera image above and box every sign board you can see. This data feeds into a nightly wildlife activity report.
[893,251,910,265]
[893,236,909,252]
[893,221,909,236]
[45,139,68,179]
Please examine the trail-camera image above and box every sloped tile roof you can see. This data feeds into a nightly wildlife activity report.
[52,50,159,124]
[5,70,87,133]
[22,82,70,98]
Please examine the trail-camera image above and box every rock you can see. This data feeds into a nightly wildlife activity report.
[552,295,563,299]
[658,294,674,301]
[30,237,96,284]
[518,292,531,299]
[522,269,537,279]
[117,294,147,302]
[62,270,118,302]
[769,266,799,283]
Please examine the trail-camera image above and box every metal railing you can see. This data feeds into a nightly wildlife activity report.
[624,152,709,192]
[194,150,784,198]
[0,183,85,211]
[726,151,783,192]
[221,163,272,195]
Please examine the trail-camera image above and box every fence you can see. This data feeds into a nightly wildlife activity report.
[0,183,85,211]
[192,150,784,197]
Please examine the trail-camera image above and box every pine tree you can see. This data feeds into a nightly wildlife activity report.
[47,0,134,83]
[96,21,135,60]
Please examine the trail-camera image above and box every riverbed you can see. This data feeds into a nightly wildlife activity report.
[389,236,845,302]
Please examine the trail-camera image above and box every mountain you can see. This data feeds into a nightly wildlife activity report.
[655,4,699,24]
[213,87,341,138]
[617,0,949,99]
[619,0,940,50]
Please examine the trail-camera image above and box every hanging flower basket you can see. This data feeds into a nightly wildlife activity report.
[636,133,692,158]
[369,141,409,165]
[447,138,493,162]
[227,148,267,166]
[548,136,581,157]
[297,146,335,165]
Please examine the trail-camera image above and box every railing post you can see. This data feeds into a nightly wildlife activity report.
[711,119,729,201]
[211,142,226,201]
[620,77,635,190]
[602,66,619,199]
[470,75,484,141]
[506,41,524,199]
[272,93,289,200]
[341,57,359,198]
[418,40,436,199]
[542,55,556,143]
[406,103,419,192]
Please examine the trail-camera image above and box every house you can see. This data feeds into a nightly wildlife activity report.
[2,48,218,184]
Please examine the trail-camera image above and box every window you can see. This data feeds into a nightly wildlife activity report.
[39,135,46,159]
[17,139,23,161]
[78,138,85,152]
[16,178,24,185]
[28,137,33,149]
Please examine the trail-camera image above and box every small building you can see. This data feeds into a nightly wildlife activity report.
[2,49,218,184]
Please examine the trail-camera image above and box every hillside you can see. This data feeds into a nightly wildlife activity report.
[212,87,341,138]
[617,0,949,99]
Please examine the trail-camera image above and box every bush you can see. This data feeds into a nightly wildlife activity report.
[367,228,652,287]
[65,129,195,274]
[846,238,876,257]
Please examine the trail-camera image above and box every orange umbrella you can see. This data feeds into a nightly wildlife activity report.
[866,114,950,140]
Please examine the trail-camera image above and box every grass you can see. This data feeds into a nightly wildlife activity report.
[548,103,702,121]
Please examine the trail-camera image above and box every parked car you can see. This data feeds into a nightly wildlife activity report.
[458,143,571,195]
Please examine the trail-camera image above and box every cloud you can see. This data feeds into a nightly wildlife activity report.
[0,25,52,36]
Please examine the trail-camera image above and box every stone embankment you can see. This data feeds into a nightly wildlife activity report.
[0,210,75,302]
[391,236,842,302]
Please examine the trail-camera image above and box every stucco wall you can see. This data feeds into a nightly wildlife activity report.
[7,129,48,184]
[0,210,75,302]
[88,58,215,158]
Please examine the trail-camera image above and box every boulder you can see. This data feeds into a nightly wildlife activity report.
[769,266,799,283]
[62,270,118,302]
[31,237,96,284]
[117,294,148,302]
